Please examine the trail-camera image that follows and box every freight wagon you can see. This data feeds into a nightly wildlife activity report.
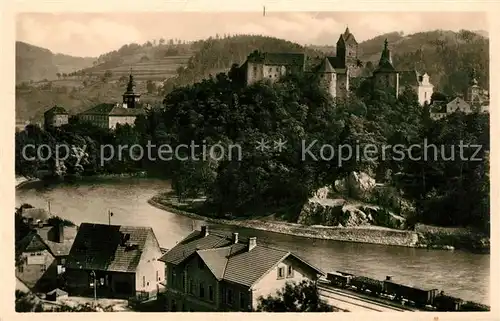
[326,271,355,288]
[383,276,438,307]
[350,276,384,295]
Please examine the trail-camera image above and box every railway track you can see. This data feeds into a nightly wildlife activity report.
[318,283,414,312]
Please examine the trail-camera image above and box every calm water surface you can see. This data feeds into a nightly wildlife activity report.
[16,177,490,304]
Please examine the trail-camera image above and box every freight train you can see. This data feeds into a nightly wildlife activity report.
[326,271,488,311]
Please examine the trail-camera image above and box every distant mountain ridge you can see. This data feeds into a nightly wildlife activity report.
[16,41,95,83]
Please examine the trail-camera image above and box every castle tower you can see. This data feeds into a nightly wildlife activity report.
[317,57,337,98]
[122,72,141,109]
[373,39,399,97]
[336,26,359,69]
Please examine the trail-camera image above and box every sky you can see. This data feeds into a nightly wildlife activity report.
[16,12,488,57]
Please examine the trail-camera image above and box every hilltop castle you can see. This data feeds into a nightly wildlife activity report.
[239,27,434,105]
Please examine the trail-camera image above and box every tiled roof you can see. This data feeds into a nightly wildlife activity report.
[223,245,289,287]
[16,232,50,255]
[80,103,115,115]
[160,231,232,265]
[196,246,234,279]
[36,225,78,257]
[326,56,345,69]
[44,106,68,115]
[338,27,357,45]
[65,223,154,273]
[161,229,324,288]
[80,104,146,116]
[399,70,420,86]
[247,51,305,68]
[316,58,335,73]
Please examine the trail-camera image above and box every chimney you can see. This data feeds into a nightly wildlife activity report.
[248,237,257,251]
[386,275,392,281]
[232,233,239,244]
[201,226,209,237]
[37,220,44,228]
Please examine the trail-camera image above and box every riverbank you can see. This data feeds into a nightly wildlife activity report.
[148,194,420,248]
[148,193,490,253]
[15,176,40,189]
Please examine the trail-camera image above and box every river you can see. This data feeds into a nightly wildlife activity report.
[15,177,490,305]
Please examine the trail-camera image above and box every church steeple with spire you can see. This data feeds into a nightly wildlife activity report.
[122,70,141,109]
[467,68,482,105]
[377,39,395,71]
[373,39,399,97]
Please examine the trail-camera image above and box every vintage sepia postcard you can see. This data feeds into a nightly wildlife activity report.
[1,1,498,320]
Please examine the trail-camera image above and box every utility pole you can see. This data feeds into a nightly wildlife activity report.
[91,270,97,306]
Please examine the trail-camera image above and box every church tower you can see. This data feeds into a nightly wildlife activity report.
[466,69,482,106]
[122,72,141,109]
[336,26,359,69]
[372,39,399,97]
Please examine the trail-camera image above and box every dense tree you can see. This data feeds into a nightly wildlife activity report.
[256,280,336,312]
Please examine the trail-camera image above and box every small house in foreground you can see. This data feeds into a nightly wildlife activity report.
[64,223,165,300]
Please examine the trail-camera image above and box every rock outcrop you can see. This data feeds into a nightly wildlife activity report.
[298,197,406,229]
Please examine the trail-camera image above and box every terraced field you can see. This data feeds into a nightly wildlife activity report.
[91,55,192,81]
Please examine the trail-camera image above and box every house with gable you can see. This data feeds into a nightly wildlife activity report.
[159,226,324,312]
[64,223,165,301]
[15,218,77,291]
[44,105,69,129]
[430,70,490,120]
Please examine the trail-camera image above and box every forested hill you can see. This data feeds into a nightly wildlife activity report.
[16,41,95,83]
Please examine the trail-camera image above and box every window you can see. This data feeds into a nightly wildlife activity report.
[424,92,427,99]
[198,259,204,270]
[156,270,159,282]
[239,292,246,309]
[199,282,205,298]
[41,265,46,272]
[17,265,23,273]
[143,276,146,287]
[287,266,294,278]
[209,285,214,301]
[277,267,285,279]
[227,289,233,305]
[61,258,66,265]
[189,278,195,294]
